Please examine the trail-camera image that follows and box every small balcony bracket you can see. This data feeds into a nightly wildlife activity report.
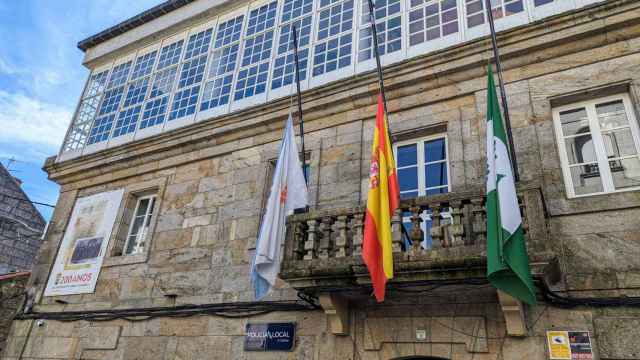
[318,293,350,336]
[497,290,527,337]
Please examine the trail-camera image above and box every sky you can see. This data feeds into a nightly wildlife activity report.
[0,0,163,220]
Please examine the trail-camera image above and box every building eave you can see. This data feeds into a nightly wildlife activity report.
[77,0,197,52]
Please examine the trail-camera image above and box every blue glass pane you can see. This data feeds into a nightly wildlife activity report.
[398,167,418,192]
[425,138,446,162]
[425,163,447,188]
[157,40,184,70]
[397,144,417,167]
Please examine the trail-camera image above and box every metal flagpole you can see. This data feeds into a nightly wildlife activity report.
[291,25,308,185]
[366,0,389,116]
[484,0,520,182]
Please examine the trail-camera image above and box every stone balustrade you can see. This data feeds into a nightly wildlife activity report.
[280,184,551,291]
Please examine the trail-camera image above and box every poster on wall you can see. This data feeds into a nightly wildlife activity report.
[547,330,594,360]
[44,189,124,296]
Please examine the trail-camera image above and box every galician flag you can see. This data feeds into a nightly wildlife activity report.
[485,65,536,305]
[363,94,400,302]
[252,114,308,300]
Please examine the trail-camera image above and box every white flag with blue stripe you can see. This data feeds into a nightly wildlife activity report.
[252,114,308,300]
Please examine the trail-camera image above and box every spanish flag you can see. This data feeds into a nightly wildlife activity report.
[363,94,400,302]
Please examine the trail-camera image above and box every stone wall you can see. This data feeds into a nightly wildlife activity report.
[4,1,640,359]
[0,163,45,273]
[0,273,28,357]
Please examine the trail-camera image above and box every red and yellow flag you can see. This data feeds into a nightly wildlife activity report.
[363,94,400,302]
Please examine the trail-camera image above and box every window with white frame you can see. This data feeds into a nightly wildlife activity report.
[122,194,157,256]
[408,0,459,46]
[234,2,278,101]
[312,0,354,76]
[358,0,402,62]
[271,0,314,90]
[553,94,640,197]
[61,0,601,158]
[394,136,451,249]
[465,0,524,28]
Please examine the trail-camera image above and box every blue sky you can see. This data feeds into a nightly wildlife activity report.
[0,0,162,220]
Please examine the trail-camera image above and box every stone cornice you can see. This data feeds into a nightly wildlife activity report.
[45,0,640,187]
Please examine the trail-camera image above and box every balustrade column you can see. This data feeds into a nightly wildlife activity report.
[450,200,465,247]
[304,219,319,260]
[471,198,486,246]
[409,206,424,252]
[318,216,334,259]
[334,215,349,258]
[352,212,364,256]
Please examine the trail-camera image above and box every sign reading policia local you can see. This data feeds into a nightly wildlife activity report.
[244,323,296,351]
[547,331,594,360]
[44,189,124,296]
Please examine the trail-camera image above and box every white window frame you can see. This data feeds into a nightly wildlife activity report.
[60,0,608,162]
[393,133,451,197]
[122,194,157,256]
[552,93,640,198]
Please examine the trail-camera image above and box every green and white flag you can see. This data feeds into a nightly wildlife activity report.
[485,65,536,305]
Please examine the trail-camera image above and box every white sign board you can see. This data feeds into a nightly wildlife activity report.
[44,189,124,296]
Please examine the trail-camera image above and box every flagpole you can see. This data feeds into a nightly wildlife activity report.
[291,25,308,185]
[366,0,389,116]
[484,0,520,182]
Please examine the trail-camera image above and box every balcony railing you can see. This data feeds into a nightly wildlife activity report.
[280,184,552,292]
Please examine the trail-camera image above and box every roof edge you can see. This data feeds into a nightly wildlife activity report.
[77,0,197,52]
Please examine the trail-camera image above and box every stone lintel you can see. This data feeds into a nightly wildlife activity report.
[318,293,350,336]
[498,290,527,337]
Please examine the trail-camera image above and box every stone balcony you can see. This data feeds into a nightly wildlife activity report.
[280,184,558,335]
[280,183,555,293]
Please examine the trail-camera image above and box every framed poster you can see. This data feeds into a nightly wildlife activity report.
[44,189,124,296]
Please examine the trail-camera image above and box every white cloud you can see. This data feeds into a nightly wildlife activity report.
[0,90,72,150]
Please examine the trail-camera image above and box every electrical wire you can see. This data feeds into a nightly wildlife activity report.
[0,193,56,208]
[17,299,320,323]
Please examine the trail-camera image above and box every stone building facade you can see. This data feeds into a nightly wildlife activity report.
[3,0,640,359]
[0,163,46,274]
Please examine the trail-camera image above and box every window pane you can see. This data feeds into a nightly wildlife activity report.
[570,164,603,195]
[150,67,177,98]
[559,108,589,137]
[313,0,353,76]
[125,216,146,255]
[397,144,417,167]
[157,40,184,70]
[425,162,448,188]
[87,114,116,145]
[358,0,402,62]
[168,85,200,120]
[425,138,446,162]
[84,70,110,98]
[610,158,640,190]
[602,129,638,158]
[597,100,630,130]
[136,198,150,216]
[130,51,158,80]
[564,134,596,165]
[534,0,554,5]
[107,61,132,89]
[112,106,142,138]
[140,96,169,129]
[398,167,418,192]
[184,28,213,60]
[409,0,458,46]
